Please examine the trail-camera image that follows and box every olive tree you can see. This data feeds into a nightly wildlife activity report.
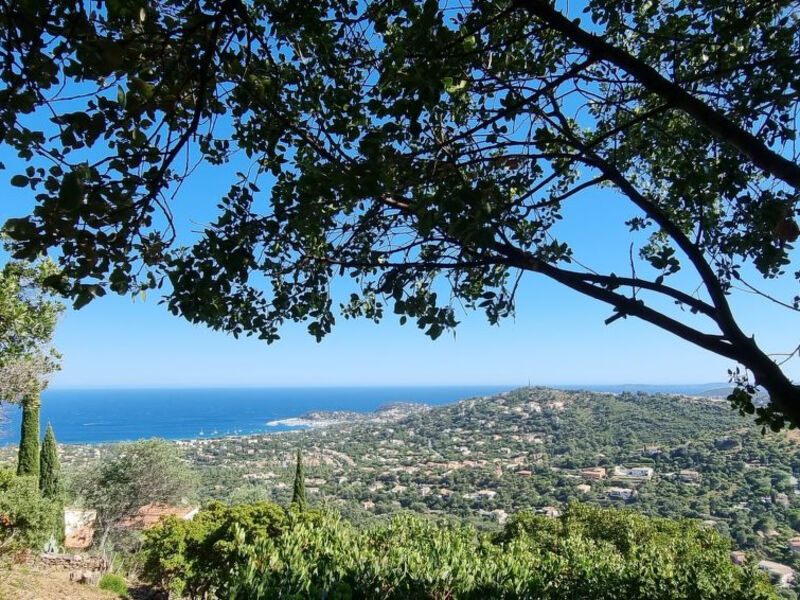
[72,438,197,550]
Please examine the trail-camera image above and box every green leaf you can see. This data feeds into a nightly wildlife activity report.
[73,291,92,310]
[58,172,84,208]
[10,175,29,187]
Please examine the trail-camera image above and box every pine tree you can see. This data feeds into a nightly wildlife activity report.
[17,396,40,477]
[39,423,61,498]
[291,449,307,510]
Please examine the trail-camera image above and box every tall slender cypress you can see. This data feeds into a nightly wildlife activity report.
[39,423,60,498]
[17,395,40,477]
[291,449,307,510]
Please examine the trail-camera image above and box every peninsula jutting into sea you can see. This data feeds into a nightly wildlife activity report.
[0,384,733,445]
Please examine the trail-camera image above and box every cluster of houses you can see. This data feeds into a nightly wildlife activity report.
[577,465,656,502]
[576,463,703,503]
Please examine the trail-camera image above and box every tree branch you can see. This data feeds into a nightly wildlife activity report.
[513,0,800,190]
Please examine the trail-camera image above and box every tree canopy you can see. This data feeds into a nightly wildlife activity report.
[39,423,61,499]
[0,260,62,404]
[291,449,307,510]
[2,0,800,427]
[71,438,197,548]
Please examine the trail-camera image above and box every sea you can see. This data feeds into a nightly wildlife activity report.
[0,385,509,445]
[0,383,727,445]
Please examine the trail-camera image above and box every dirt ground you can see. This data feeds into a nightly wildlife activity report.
[0,564,159,600]
[0,565,121,600]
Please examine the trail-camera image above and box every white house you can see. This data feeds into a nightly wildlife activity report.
[607,487,636,501]
[614,466,654,480]
[679,470,700,483]
[789,537,800,554]
[536,506,561,517]
[64,507,97,550]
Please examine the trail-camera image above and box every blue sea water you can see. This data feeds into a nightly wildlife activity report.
[0,385,510,445]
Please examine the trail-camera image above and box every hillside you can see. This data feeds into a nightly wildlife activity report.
[17,387,796,572]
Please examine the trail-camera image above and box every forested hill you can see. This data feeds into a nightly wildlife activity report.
[172,388,800,568]
[10,387,799,571]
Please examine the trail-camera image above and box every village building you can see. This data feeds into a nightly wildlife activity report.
[730,551,746,565]
[576,484,591,494]
[492,509,509,525]
[757,561,796,588]
[467,489,497,499]
[614,466,654,480]
[607,487,636,501]
[580,467,606,480]
[789,537,800,554]
[679,470,700,483]
[537,506,561,518]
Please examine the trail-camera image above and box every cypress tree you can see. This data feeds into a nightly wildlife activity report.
[39,423,60,498]
[291,449,307,510]
[17,395,40,477]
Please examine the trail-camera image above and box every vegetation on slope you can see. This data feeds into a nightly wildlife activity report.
[142,502,779,600]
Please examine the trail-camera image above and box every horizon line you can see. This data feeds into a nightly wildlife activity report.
[42,381,731,391]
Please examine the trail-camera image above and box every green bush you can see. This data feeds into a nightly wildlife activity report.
[98,573,130,598]
[0,468,61,553]
[222,505,779,600]
[142,500,288,599]
[143,501,780,600]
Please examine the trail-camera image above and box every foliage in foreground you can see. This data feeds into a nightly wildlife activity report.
[0,468,61,553]
[142,500,289,599]
[4,0,800,429]
[143,502,778,600]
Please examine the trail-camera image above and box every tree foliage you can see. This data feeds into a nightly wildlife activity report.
[0,467,61,553]
[70,438,197,548]
[0,261,62,403]
[39,423,61,499]
[16,399,39,478]
[291,449,307,510]
[160,503,778,600]
[2,1,800,426]
[142,500,288,599]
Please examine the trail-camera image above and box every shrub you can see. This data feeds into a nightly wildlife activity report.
[144,502,781,600]
[0,468,61,553]
[142,500,288,599]
[222,504,779,600]
[98,573,130,598]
